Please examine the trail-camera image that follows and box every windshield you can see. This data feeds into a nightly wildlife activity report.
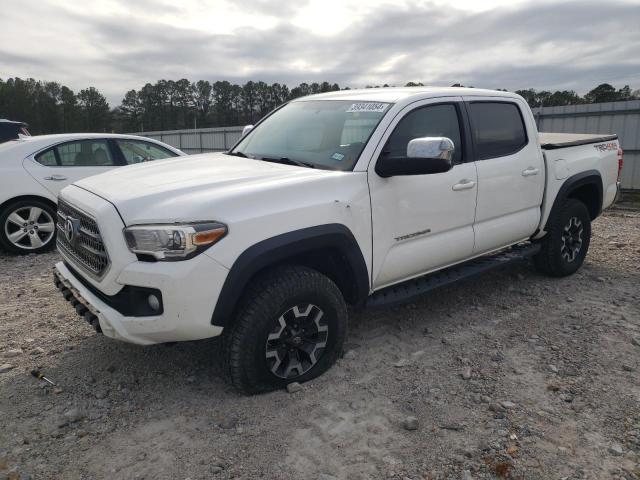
[229,100,391,170]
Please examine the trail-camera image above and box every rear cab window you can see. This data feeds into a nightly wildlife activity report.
[468,102,528,159]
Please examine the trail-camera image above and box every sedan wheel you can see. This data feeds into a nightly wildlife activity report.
[0,201,57,254]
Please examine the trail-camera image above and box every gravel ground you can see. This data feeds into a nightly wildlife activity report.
[1,212,639,480]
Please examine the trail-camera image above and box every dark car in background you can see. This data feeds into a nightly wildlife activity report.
[0,119,30,143]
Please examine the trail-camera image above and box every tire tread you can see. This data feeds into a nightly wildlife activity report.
[222,265,347,394]
[534,198,591,277]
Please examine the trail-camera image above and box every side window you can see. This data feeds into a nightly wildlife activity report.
[56,140,115,167]
[469,102,527,159]
[116,139,177,164]
[383,104,463,164]
[35,149,58,166]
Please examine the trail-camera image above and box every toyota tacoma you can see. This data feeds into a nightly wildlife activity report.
[53,87,623,393]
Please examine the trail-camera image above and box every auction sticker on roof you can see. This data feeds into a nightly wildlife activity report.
[346,102,388,113]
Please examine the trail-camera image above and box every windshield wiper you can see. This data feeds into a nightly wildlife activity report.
[227,150,248,158]
[258,156,315,168]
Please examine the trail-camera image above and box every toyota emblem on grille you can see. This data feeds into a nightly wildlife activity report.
[64,217,80,244]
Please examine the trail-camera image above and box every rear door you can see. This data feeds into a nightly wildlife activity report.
[464,98,544,253]
[22,139,120,198]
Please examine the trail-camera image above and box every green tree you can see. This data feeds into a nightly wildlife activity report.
[193,80,213,127]
[77,87,110,132]
[119,89,142,131]
[584,83,619,103]
[60,86,78,131]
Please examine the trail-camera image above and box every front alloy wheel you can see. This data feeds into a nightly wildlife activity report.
[265,304,329,379]
[223,265,347,394]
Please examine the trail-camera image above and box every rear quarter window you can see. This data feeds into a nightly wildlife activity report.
[469,102,527,159]
[35,149,58,166]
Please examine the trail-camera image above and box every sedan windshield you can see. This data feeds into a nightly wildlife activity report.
[229,100,391,171]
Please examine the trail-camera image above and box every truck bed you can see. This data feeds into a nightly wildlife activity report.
[539,132,618,150]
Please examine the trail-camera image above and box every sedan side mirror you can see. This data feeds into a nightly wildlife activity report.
[376,137,455,178]
[242,125,254,137]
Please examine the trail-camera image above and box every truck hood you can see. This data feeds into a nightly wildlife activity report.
[74,152,346,224]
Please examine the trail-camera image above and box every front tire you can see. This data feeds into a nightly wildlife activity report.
[534,198,591,277]
[222,265,347,394]
[0,199,57,254]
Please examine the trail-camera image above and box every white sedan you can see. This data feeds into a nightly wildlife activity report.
[0,133,184,254]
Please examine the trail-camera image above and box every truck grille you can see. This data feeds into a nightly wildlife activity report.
[56,199,109,278]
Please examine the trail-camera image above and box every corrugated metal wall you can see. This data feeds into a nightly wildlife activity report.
[134,127,244,155]
[136,100,640,190]
[532,100,640,190]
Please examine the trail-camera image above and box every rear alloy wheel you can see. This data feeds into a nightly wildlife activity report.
[560,216,584,263]
[0,200,57,254]
[534,198,591,277]
[223,265,347,394]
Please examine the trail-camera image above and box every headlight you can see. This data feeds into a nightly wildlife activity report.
[123,222,227,261]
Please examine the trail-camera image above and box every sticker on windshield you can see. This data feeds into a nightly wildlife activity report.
[346,102,388,113]
[331,152,345,161]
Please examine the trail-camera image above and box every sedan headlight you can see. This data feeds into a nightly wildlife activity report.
[124,222,227,261]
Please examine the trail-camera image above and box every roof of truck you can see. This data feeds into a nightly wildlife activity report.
[296,87,520,103]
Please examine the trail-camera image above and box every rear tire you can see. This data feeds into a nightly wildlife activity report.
[222,265,347,394]
[534,198,591,277]
[0,199,57,254]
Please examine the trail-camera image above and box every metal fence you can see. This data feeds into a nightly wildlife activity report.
[136,100,640,190]
[134,126,244,155]
[533,100,640,190]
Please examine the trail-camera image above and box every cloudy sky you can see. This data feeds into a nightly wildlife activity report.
[2,0,640,105]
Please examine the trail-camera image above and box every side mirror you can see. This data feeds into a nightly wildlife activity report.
[242,125,254,137]
[376,137,455,178]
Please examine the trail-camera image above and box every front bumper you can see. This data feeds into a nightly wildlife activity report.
[53,255,228,345]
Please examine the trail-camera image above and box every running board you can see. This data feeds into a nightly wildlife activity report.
[366,243,541,308]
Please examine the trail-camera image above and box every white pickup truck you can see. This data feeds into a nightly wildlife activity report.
[53,87,623,393]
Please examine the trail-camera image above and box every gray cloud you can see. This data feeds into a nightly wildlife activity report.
[1,0,639,106]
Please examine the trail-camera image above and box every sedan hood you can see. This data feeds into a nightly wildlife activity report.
[74,152,343,224]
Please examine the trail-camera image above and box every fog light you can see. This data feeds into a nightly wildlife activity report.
[147,294,161,312]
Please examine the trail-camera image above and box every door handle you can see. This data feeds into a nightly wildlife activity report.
[44,174,67,181]
[452,179,476,191]
[522,167,540,177]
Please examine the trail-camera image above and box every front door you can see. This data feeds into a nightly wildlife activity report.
[368,99,478,289]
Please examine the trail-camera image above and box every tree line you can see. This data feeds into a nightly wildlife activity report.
[1,76,638,135]
[0,78,110,135]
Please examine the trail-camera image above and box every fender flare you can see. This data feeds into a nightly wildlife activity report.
[544,170,603,231]
[210,224,370,327]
